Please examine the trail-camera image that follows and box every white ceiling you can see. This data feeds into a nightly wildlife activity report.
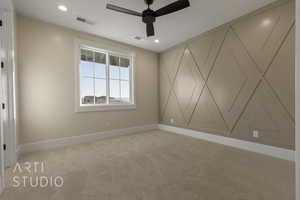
[0,0,13,10]
[12,0,277,52]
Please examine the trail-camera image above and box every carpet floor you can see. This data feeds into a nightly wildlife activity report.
[0,130,295,200]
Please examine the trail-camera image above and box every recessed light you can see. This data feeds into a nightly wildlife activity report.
[154,39,160,43]
[58,5,68,12]
[262,19,271,26]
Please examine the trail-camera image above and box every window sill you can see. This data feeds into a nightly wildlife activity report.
[75,104,136,113]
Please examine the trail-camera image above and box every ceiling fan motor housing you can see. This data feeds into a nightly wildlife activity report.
[144,0,154,6]
[142,9,156,24]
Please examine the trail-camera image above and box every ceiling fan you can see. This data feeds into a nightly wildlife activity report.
[106,0,190,37]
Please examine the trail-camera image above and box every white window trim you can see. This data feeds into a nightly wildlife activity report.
[74,38,136,112]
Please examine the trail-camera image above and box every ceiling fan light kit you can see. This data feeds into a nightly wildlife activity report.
[106,0,190,37]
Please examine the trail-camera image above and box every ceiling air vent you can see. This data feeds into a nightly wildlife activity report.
[134,36,143,40]
[76,17,94,25]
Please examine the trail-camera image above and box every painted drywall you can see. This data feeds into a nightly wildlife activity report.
[16,16,158,144]
[159,0,295,150]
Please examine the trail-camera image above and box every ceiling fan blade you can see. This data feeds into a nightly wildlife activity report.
[155,0,190,17]
[106,4,142,17]
[146,23,155,37]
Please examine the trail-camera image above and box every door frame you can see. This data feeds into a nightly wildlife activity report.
[296,0,299,198]
[0,5,17,194]
[3,10,17,168]
[0,55,5,196]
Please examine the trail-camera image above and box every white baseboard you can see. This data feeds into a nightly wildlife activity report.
[18,123,295,161]
[0,181,3,197]
[19,124,158,155]
[158,124,295,161]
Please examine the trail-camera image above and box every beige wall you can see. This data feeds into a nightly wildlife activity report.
[17,16,159,144]
[159,0,295,149]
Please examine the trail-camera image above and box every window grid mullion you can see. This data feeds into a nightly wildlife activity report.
[93,51,96,104]
[119,57,122,102]
[106,53,110,104]
[130,60,132,103]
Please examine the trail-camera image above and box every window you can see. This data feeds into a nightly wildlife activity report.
[76,43,135,112]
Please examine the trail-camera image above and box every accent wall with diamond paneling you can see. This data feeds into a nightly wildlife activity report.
[159,0,295,150]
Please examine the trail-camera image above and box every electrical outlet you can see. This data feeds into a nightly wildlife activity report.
[170,118,174,124]
[253,130,259,138]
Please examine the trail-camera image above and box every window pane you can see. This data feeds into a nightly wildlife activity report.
[120,80,130,103]
[120,66,129,80]
[79,47,132,106]
[120,58,130,67]
[110,79,121,103]
[81,49,87,61]
[95,52,106,64]
[80,61,94,77]
[80,77,94,104]
[95,63,106,79]
[86,50,94,61]
[95,79,106,104]
[109,55,119,66]
[110,66,120,79]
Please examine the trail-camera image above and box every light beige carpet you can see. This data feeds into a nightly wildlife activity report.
[1,130,295,200]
